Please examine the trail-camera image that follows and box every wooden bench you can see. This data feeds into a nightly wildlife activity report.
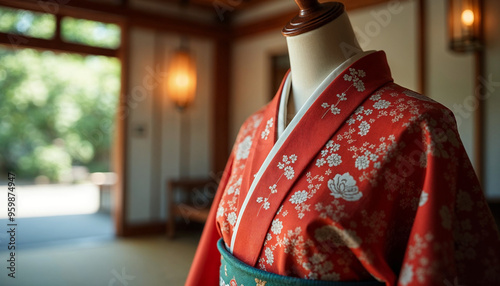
[166,178,218,238]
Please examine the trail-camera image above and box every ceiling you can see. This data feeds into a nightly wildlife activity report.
[141,0,273,11]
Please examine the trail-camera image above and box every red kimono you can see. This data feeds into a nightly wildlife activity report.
[186,51,500,286]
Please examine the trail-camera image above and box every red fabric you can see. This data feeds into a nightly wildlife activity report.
[231,53,392,266]
[185,153,234,286]
[187,52,500,285]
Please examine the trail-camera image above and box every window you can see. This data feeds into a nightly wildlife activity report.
[0,5,122,218]
[61,17,121,49]
[0,6,56,39]
[0,5,121,50]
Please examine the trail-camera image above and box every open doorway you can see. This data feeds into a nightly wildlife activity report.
[0,6,122,246]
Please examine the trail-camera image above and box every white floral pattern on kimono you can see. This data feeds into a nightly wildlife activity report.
[187,51,500,286]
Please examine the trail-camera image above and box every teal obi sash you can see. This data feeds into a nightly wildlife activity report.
[217,239,384,286]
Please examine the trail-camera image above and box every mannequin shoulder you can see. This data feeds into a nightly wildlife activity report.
[369,83,454,118]
[361,83,459,134]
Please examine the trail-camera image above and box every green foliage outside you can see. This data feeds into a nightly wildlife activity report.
[0,7,55,39]
[61,17,121,49]
[0,6,121,182]
[0,48,120,182]
[0,6,121,183]
[0,7,120,49]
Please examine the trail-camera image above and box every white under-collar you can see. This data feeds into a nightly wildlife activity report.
[277,51,375,138]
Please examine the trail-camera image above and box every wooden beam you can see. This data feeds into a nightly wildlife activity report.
[0,0,124,24]
[233,11,296,38]
[123,222,166,236]
[1,0,398,41]
[142,0,271,11]
[128,9,229,39]
[0,32,119,57]
[337,0,398,11]
[233,0,407,39]
[113,21,131,237]
[0,0,229,39]
[474,0,485,187]
[212,39,231,174]
[475,50,485,187]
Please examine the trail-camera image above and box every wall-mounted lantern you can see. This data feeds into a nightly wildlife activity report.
[448,0,482,52]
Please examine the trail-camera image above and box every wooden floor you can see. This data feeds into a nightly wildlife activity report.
[0,182,202,285]
[0,229,200,286]
[0,213,114,248]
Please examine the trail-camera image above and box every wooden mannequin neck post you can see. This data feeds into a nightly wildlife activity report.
[283,2,363,122]
[283,0,345,36]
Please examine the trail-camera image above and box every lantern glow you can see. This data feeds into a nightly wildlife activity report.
[448,0,482,52]
[166,49,197,109]
[461,9,474,26]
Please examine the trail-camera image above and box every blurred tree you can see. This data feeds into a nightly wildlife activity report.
[0,6,121,182]
[61,17,121,49]
[0,48,120,182]
[0,6,55,39]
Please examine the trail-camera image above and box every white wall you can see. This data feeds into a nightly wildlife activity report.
[127,28,155,223]
[424,0,500,199]
[349,0,418,91]
[126,27,214,224]
[231,30,288,141]
[425,0,476,165]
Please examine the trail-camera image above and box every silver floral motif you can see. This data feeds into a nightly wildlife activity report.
[236,136,252,160]
[358,121,371,136]
[271,218,283,234]
[343,68,366,92]
[256,197,270,210]
[290,190,308,205]
[355,156,370,170]
[328,173,363,201]
[327,154,342,167]
[399,263,414,286]
[217,206,225,217]
[419,191,428,207]
[261,118,273,140]
[284,166,295,180]
[317,140,342,168]
[265,247,274,265]
[227,212,237,226]
[322,69,367,119]
[373,99,391,110]
[257,154,299,213]
[278,154,297,180]
[269,184,277,194]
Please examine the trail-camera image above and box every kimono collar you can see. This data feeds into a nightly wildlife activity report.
[277,51,376,138]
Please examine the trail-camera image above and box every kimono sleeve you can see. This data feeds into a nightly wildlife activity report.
[185,153,234,286]
[395,110,500,285]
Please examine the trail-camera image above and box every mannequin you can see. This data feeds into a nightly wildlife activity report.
[186,1,500,285]
[284,2,363,118]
